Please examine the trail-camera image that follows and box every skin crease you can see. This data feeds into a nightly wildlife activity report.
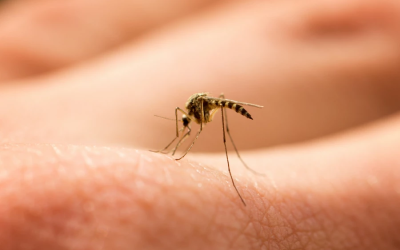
[0,0,400,249]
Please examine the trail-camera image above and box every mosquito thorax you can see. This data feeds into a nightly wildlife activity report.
[185,93,208,109]
[185,93,210,123]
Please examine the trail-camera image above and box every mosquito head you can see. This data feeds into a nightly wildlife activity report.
[182,114,190,127]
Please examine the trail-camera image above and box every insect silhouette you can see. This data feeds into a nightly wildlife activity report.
[151,93,264,206]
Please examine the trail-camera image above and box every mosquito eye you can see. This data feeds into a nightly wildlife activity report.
[182,117,189,126]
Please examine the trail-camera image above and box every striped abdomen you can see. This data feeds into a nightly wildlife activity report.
[213,100,253,120]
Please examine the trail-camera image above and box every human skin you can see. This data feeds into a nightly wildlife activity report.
[0,0,233,81]
[0,0,400,249]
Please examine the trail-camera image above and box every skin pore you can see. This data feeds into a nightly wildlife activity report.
[0,0,400,249]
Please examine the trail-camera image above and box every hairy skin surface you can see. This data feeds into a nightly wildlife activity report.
[0,0,400,249]
[1,114,400,250]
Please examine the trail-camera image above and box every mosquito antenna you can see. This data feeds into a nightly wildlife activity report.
[154,115,182,122]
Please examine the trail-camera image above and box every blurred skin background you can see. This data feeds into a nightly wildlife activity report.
[0,0,400,249]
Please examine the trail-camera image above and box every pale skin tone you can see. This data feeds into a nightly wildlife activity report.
[1,0,400,249]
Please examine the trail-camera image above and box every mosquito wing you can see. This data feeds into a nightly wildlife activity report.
[203,96,263,108]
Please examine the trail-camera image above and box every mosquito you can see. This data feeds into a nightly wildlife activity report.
[151,93,264,206]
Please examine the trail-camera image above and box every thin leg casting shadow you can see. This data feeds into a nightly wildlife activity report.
[219,94,264,176]
[221,106,246,206]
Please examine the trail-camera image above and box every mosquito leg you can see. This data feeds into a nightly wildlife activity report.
[159,127,186,155]
[221,106,246,206]
[175,98,204,160]
[172,126,191,156]
[219,94,265,176]
[150,107,189,154]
